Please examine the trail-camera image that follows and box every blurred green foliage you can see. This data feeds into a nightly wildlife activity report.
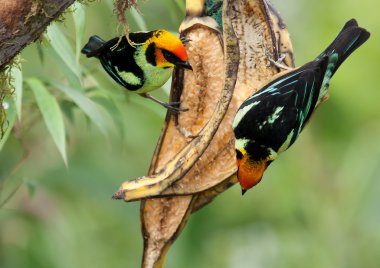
[1,0,380,267]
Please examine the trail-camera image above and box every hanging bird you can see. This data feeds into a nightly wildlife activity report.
[81,30,192,111]
[232,19,370,194]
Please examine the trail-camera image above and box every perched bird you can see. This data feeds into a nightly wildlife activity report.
[81,30,192,111]
[232,19,370,194]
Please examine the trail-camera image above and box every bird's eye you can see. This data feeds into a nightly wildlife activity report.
[235,149,243,159]
[162,49,180,64]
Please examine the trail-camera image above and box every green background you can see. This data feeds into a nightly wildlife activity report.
[1,0,380,267]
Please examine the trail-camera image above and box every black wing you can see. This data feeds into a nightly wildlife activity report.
[98,37,144,90]
[84,32,156,91]
[233,57,328,156]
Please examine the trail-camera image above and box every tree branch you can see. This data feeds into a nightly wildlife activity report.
[0,0,76,69]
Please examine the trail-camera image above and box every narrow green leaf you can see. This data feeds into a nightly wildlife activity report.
[60,100,76,124]
[105,1,113,11]
[0,180,22,208]
[36,43,44,64]
[0,100,16,152]
[91,96,125,138]
[27,78,67,165]
[48,47,82,89]
[10,65,23,120]
[130,8,147,31]
[73,2,86,63]
[174,0,186,10]
[46,24,81,83]
[53,82,109,135]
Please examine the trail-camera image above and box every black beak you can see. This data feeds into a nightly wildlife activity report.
[241,189,247,196]
[175,60,193,70]
[162,50,193,71]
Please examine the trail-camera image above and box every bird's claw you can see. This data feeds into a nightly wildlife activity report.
[139,93,188,112]
[265,50,293,71]
[167,101,181,105]
[164,102,189,113]
[180,37,192,44]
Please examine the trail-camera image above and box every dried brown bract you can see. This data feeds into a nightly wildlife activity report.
[112,1,295,267]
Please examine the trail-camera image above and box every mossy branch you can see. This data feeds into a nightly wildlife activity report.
[0,0,76,69]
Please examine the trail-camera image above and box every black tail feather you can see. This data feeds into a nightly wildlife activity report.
[81,35,106,58]
[341,18,358,31]
[319,19,370,75]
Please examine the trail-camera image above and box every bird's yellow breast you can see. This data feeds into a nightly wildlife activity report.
[133,46,173,93]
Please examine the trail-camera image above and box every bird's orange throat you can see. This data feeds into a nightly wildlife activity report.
[237,157,267,190]
[155,49,173,68]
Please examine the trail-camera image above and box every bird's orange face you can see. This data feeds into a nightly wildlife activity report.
[235,149,269,194]
[147,30,192,69]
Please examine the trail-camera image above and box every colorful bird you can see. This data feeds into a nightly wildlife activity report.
[232,19,370,194]
[81,30,192,111]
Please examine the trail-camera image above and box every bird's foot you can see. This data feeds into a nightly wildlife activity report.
[266,52,293,71]
[178,127,198,139]
[139,93,188,113]
[180,36,192,44]
[162,102,189,113]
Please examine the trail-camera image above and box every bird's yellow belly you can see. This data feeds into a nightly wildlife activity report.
[135,66,173,94]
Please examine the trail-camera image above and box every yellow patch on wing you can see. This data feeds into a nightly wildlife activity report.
[267,106,284,124]
[118,71,141,85]
[278,129,294,153]
[232,101,261,129]
[235,138,249,151]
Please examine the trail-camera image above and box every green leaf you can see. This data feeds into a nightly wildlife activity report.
[36,43,45,64]
[73,2,86,63]
[0,100,16,152]
[53,82,109,135]
[10,65,23,120]
[48,47,82,89]
[46,24,81,84]
[105,1,113,10]
[60,100,76,124]
[174,0,186,10]
[130,8,147,31]
[91,96,125,138]
[27,78,67,165]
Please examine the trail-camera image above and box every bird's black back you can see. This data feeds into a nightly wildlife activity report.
[234,57,329,160]
[81,31,156,91]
